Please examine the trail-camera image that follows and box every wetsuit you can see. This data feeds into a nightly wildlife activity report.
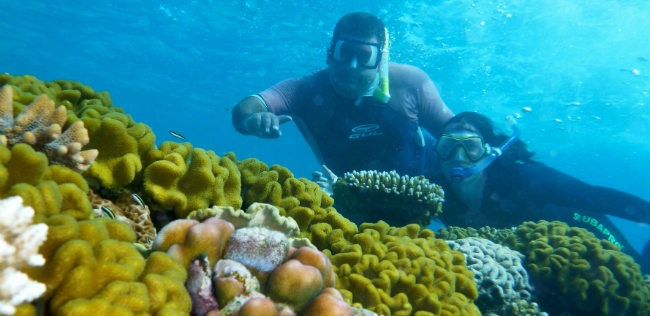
[434,159,650,273]
[255,63,453,178]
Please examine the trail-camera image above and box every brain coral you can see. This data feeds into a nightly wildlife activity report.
[316,220,480,316]
[0,74,156,189]
[504,220,650,316]
[435,226,515,245]
[332,170,444,227]
[445,237,546,316]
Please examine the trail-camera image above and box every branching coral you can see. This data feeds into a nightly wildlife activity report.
[446,237,547,316]
[0,85,97,173]
[0,196,48,315]
[332,170,444,227]
[504,220,650,316]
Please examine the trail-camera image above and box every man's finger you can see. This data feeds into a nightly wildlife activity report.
[262,114,272,134]
[278,115,292,124]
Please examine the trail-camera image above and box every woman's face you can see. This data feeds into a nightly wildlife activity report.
[439,122,484,182]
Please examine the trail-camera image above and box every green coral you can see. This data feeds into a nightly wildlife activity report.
[504,220,650,316]
[0,74,156,189]
[332,170,444,227]
[435,226,515,245]
[316,220,481,316]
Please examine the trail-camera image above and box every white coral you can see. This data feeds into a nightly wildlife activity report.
[0,196,48,315]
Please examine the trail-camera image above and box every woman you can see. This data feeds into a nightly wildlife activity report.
[433,112,650,272]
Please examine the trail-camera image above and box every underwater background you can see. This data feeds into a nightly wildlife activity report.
[1,0,649,253]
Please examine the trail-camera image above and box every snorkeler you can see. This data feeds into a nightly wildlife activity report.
[232,12,452,179]
[433,111,650,272]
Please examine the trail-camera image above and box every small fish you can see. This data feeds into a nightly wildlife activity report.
[632,69,640,75]
[558,127,564,130]
[514,113,521,119]
[566,102,580,106]
[101,206,115,219]
[132,193,145,207]
[639,57,649,62]
[146,237,152,244]
[522,107,532,112]
[223,108,229,112]
[169,131,185,140]
[592,116,601,120]
[554,119,563,123]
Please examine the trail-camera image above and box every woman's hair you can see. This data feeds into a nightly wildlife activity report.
[439,112,535,164]
[333,12,386,47]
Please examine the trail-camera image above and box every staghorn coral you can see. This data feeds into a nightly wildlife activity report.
[436,226,516,245]
[446,237,547,316]
[0,85,97,173]
[0,196,48,315]
[332,170,444,227]
[504,220,650,316]
[317,220,480,316]
[0,74,156,189]
[0,143,92,223]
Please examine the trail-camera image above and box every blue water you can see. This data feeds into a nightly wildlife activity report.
[1,0,649,252]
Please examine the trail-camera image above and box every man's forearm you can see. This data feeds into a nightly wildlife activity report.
[232,96,267,135]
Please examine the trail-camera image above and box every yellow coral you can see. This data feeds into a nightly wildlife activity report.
[320,221,480,316]
[504,220,650,316]
[0,144,92,222]
[0,74,156,189]
[0,85,98,173]
[142,142,242,218]
[22,214,190,316]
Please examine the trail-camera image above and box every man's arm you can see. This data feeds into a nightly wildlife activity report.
[232,96,292,138]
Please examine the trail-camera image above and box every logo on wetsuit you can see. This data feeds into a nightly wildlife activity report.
[349,124,384,139]
[573,212,622,248]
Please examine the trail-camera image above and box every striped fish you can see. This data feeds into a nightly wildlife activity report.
[101,206,115,219]
[169,131,185,140]
[132,193,145,207]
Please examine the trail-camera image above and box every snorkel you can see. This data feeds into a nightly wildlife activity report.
[450,117,520,183]
[373,27,391,103]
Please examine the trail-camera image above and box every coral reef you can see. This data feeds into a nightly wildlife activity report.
[317,220,480,316]
[0,85,98,173]
[332,170,444,227]
[446,237,547,316]
[436,226,515,245]
[187,203,315,249]
[0,196,48,315]
[88,190,156,247]
[0,74,156,189]
[504,220,650,316]
[0,143,92,223]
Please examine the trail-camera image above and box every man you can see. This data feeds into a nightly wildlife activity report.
[232,12,453,190]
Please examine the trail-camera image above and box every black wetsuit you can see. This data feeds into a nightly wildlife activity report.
[434,159,650,273]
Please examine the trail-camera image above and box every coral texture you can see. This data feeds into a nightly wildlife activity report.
[224,227,289,273]
[21,213,190,316]
[0,74,156,189]
[0,85,98,173]
[0,144,92,223]
[504,220,650,316]
[332,170,444,227]
[318,220,481,316]
[436,226,515,245]
[88,190,156,248]
[446,237,546,316]
[0,196,48,315]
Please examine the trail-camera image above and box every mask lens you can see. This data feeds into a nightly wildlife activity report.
[331,39,379,68]
[435,135,487,162]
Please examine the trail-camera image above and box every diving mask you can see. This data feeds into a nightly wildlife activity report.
[435,134,489,162]
[328,38,382,69]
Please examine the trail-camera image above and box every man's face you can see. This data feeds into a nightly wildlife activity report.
[328,34,381,99]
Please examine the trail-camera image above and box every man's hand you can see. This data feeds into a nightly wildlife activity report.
[244,112,292,139]
[312,165,338,196]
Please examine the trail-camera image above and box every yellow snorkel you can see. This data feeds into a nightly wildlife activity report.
[373,27,391,103]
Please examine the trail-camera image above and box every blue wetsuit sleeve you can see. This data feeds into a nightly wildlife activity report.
[513,162,650,224]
